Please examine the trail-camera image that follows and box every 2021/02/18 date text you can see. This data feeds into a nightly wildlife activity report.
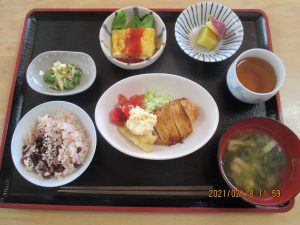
[208,189,281,198]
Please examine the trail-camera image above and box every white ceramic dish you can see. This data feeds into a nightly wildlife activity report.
[227,48,286,104]
[99,6,167,70]
[11,101,97,187]
[26,51,96,96]
[175,2,244,62]
[95,73,219,160]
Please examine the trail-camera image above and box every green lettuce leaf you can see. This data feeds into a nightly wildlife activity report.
[112,10,126,30]
[140,14,154,28]
[144,88,171,112]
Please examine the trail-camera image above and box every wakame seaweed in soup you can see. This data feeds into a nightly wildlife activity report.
[223,130,287,196]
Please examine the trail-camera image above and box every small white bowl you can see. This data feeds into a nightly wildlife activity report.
[99,6,167,70]
[95,73,219,160]
[11,101,97,187]
[26,51,96,96]
[175,2,244,62]
[226,48,286,104]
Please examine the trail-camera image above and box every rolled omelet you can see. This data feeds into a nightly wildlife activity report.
[112,28,156,59]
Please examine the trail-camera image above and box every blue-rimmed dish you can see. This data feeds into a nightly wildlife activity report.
[175,2,244,62]
[99,6,167,70]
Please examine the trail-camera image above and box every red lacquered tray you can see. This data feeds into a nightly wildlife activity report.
[0,8,293,212]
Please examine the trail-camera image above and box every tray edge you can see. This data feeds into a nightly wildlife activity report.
[0,199,295,213]
[0,8,291,212]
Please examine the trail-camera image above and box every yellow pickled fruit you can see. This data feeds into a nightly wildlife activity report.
[196,26,218,50]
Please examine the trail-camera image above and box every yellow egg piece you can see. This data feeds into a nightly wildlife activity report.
[196,26,218,51]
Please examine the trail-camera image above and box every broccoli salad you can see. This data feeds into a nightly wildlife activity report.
[43,61,82,91]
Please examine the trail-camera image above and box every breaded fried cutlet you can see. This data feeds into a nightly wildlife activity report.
[154,103,182,145]
[180,98,200,123]
[154,98,199,146]
[170,99,192,140]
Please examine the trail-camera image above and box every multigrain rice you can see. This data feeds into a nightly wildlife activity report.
[21,111,90,179]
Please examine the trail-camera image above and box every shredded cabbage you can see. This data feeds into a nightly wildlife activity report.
[144,88,171,112]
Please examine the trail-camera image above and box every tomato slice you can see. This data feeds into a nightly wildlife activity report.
[129,95,138,105]
[109,107,126,126]
[129,94,145,108]
[122,103,134,118]
[110,93,145,126]
[136,95,145,108]
[118,94,128,106]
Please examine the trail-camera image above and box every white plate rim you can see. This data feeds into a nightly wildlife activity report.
[95,73,219,160]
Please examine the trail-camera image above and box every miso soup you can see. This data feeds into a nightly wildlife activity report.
[222,131,286,195]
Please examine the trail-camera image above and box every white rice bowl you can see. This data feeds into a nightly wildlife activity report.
[11,101,97,187]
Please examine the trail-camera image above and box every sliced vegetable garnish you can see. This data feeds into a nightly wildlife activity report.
[112,10,127,30]
[144,88,171,112]
[140,14,154,28]
[129,94,145,108]
[118,94,128,106]
[111,10,154,30]
[128,16,143,28]
[109,93,146,126]
[110,107,126,126]
[122,103,134,118]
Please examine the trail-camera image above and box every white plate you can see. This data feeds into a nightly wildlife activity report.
[175,2,244,62]
[11,101,97,187]
[26,51,96,96]
[95,73,219,160]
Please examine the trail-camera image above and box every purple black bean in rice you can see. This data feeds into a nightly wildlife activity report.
[21,111,90,179]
